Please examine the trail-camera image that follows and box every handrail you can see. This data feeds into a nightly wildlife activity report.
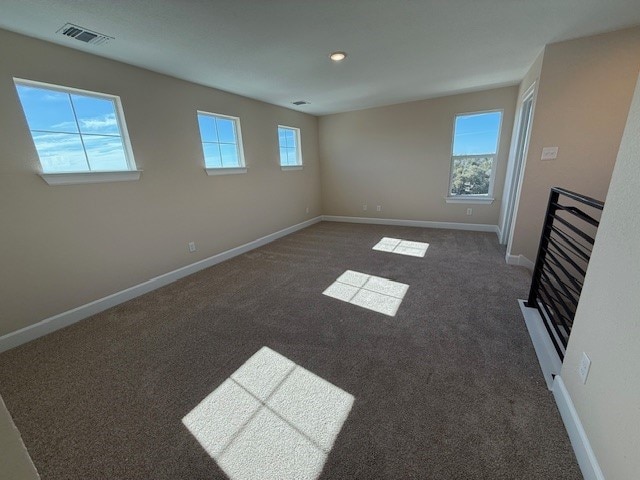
[526,187,604,359]
[550,187,604,210]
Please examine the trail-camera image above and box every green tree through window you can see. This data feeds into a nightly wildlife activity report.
[449,111,502,197]
[450,156,493,195]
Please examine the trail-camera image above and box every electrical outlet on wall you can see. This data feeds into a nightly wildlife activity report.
[466,208,473,216]
[363,204,368,211]
[188,242,196,253]
[578,352,591,384]
[305,206,309,214]
[377,205,382,212]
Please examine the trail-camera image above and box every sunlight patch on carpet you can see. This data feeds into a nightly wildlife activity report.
[323,270,409,316]
[183,347,354,480]
[372,237,429,257]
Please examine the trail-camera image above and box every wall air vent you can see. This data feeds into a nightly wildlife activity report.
[56,23,113,45]
[292,101,310,106]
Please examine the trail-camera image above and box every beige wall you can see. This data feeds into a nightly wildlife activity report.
[0,28,321,337]
[560,72,640,480]
[319,87,518,225]
[509,26,640,262]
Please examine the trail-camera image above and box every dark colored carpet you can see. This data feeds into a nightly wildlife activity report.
[0,222,581,479]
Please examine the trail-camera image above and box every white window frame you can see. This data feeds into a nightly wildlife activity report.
[13,78,140,186]
[197,111,247,176]
[277,125,303,170]
[445,109,503,204]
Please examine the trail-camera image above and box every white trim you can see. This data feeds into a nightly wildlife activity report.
[205,167,247,176]
[197,110,246,170]
[499,84,536,245]
[322,215,499,235]
[505,82,539,252]
[518,299,562,390]
[552,376,605,480]
[277,124,303,167]
[14,77,138,174]
[40,170,142,185]
[14,77,118,100]
[445,196,495,204]
[520,300,605,479]
[505,252,535,270]
[448,109,503,198]
[0,216,322,354]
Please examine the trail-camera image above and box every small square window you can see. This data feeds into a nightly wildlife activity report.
[197,112,246,174]
[14,79,137,176]
[277,125,302,168]
[448,110,502,198]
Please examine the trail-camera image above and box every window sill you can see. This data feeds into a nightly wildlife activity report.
[40,170,142,186]
[205,167,247,176]
[445,196,495,205]
[281,165,303,171]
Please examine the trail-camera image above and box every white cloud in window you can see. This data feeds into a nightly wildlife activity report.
[79,113,118,131]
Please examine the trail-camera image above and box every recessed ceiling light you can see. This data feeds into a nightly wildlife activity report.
[329,51,347,62]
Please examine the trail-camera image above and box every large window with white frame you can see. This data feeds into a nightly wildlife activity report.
[197,111,245,174]
[278,125,302,167]
[14,79,137,177]
[448,110,502,199]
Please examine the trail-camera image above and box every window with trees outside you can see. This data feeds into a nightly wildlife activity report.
[14,79,136,176]
[449,110,502,198]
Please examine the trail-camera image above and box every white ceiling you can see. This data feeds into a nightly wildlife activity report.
[1,1,639,115]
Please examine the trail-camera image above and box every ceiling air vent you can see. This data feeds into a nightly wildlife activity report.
[56,23,113,45]
[292,101,310,106]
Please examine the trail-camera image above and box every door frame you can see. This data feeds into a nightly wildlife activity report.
[500,83,537,246]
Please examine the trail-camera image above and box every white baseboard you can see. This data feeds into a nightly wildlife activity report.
[0,216,322,354]
[553,376,605,480]
[518,299,562,390]
[322,215,500,236]
[520,302,605,478]
[505,252,535,270]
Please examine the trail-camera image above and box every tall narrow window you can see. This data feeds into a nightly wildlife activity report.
[14,79,136,175]
[278,125,302,167]
[449,111,502,198]
[197,112,246,174]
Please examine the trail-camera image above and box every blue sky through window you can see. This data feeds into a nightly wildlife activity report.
[452,111,502,156]
[278,126,299,166]
[15,83,130,173]
[197,113,241,168]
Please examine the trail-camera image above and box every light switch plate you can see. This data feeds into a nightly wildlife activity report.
[541,146,559,160]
